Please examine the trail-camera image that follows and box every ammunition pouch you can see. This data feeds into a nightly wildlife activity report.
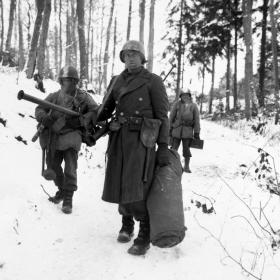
[51,116,66,133]
[182,120,194,127]
[140,117,161,148]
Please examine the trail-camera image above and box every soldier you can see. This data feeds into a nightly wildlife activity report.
[169,90,200,173]
[97,40,170,255]
[34,72,46,93]
[35,66,98,214]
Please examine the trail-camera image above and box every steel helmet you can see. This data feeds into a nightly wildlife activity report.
[58,66,79,83]
[119,40,146,63]
[179,89,191,98]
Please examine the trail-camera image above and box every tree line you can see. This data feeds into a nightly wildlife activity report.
[0,0,155,93]
[165,0,279,119]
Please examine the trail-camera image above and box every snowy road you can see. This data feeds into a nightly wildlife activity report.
[1,72,280,280]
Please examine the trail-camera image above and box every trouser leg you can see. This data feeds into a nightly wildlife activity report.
[63,148,78,192]
[171,138,181,151]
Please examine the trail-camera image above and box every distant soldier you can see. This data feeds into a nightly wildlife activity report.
[35,66,98,214]
[97,40,170,255]
[217,99,224,113]
[34,73,46,93]
[169,90,201,173]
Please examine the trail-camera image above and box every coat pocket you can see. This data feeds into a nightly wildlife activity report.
[140,117,162,148]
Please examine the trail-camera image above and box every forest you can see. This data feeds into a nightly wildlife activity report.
[0,0,279,118]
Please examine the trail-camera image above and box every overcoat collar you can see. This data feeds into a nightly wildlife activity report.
[116,67,151,100]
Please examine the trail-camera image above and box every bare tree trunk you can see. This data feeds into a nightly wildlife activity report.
[176,0,183,100]
[226,41,231,112]
[65,0,71,65]
[18,0,25,71]
[270,0,279,104]
[126,0,132,41]
[208,55,215,114]
[103,0,115,87]
[225,0,231,112]
[26,0,32,51]
[0,0,3,53]
[45,42,50,77]
[77,0,88,83]
[258,0,268,108]
[111,17,117,76]
[181,48,185,88]
[98,3,105,94]
[201,65,205,97]
[5,0,16,52]
[87,0,93,73]
[59,0,62,70]
[242,0,253,120]
[71,0,77,69]
[139,0,146,45]
[37,0,51,77]
[90,26,94,83]
[54,0,58,77]
[147,0,155,72]
[233,0,239,110]
[26,0,45,78]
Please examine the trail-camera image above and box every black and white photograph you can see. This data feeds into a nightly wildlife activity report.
[0,0,280,279]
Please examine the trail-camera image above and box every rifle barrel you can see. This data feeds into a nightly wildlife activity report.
[17,90,80,117]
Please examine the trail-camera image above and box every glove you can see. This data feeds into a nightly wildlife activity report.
[41,115,53,128]
[65,116,81,129]
[156,143,170,167]
[194,132,200,139]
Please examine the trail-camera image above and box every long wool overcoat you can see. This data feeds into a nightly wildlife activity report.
[97,67,169,204]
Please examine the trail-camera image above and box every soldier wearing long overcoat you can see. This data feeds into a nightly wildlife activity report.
[97,40,170,256]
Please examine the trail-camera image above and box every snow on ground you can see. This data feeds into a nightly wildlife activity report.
[0,68,280,280]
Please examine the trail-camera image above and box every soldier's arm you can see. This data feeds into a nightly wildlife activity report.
[35,93,56,122]
[150,75,169,145]
[82,93,99,126]
[193,104,201,133]
[96,77,117,122]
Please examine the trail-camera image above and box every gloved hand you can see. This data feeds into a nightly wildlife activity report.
[194,132,200,139]
[156,143,170,167]
[41,115,54,128]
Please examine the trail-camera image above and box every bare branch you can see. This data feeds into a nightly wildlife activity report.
[217,173,272,237]
[40,184,51,198]
[195,215,262,280]
[231,215,262,239]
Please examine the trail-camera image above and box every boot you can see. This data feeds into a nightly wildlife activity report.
[48,189,64,204]
[117,215,135,243]
[62,190,74,214]
[183,157,191,173]
[128,220,150,256]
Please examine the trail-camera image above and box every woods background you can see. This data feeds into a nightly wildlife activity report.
[0,0,279,120]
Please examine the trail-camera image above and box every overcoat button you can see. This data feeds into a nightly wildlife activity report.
[139,97,143,101]
[120,112,124,116]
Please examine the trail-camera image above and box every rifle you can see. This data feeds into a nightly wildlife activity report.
[17,90,103,144]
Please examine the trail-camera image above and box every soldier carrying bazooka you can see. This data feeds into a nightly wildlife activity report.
[19,66,99,214]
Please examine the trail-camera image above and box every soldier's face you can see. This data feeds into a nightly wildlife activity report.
[181,94,191,103]
[60,78,77,94]
[123,50,142,71]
